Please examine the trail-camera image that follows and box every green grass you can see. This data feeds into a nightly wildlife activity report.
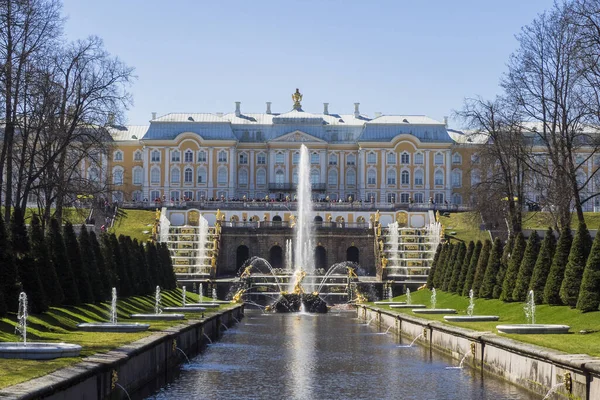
[0,289,232,389]
[1,207,88,225]
[110,209,156,242]
[371,289,600,356]
[439,212,489,244]
[522,212,600,230]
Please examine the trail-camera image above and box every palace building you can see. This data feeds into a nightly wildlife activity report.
[106,90,478,207]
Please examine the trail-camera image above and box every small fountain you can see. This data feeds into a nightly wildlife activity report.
[412,288,457,314]
[444,289,499,322]
[131,286,186,320]
[163,286,206,313]
[398,332,424,348]
[78,288,150,332]
[0,292,82,359]
[374,284,407,306]
[445,352,471,370]
[496,290,570,334]
[390,288,426,309]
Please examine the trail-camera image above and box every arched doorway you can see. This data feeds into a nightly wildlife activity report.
[315,246,327,270]
[269,245,283,269]
[346,246,359,263]
[236,245,249,273]
[314,216,323,222]
[272,215,282,221]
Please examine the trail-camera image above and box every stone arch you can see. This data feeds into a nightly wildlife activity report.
[236,245,249,273]
[269,245,283,269]
[272,215,282,222]
[346,246,359,263]
[314,215,323,222]
[315,245,327,270]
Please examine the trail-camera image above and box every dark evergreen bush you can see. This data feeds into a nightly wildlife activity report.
[432,243,450,289]
[12,209,46,313]
[529,228,556,304]
[494,236,514,299]
[158,243,177,289]
[442,243,459,291]
[499,232,526,301]
[64,222,94,304]
[479,238,503,299]
[145,241,161,288]
[79,225,104,302]
[456,241,475,294]
[512,230,541,302]
[576,225,600,312]
[0,214,19,312]
[90,231,111,299]
[543,226,573,305]
[472,240,492,296]
[462,240,482,296]
[133,239,152,295]
[427,244,442,289]
[30,215,63,306]
[560,223,592,307]
[448,242,466,293]
[48,218,80,305]
[110,234,131,296]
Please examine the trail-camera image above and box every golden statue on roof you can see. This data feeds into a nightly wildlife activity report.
[292,88,303,110]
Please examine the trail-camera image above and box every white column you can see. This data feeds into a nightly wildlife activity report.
[446,150,452,201]
[339,152,345,195]
[269,151,276,183]
[358,150,365,200]
[142,147,149,199]
[164,148,170,197]
[320,150,327,184]
[250,150,255,192]
[101,154,108,186]
[207,148,213,197]
[229,147,236,196]
[380,150,386,190]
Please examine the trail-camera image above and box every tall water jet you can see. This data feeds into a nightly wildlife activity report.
[16,292,28,345]
[285,239,293,270]
[159,211,171,243]
[387,222,399,267]
[524,290,535,324]
[406,288,411,305]
[155,286,162,315]
[196,215,209,267]
[444,288,499,322]
[110,287,118,324]
[79,288,150,332]
[430,288,437,309]
[293,144,315,288]
[467,289,475,317]
[182,286,187,307]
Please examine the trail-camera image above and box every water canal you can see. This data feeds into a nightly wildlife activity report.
[146,310,536,399]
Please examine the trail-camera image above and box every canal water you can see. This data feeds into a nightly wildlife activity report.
[146,311,536,399]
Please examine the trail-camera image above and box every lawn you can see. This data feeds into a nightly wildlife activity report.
[522,212,600,230]
[0,289,231,389]
[371,289,600,357]
[110,209,156,242]
[438,212,490,244]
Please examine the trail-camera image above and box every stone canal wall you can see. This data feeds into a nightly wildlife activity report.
[359,305,600,400]
[0,306,244,400]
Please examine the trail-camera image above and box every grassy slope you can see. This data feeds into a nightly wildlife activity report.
[438,212,489,244]
[110,209,156,242]
[0,290,230,389]
[372,289,600,356]
[522,212,600,230]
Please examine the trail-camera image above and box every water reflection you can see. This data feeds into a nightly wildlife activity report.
[146,311,535,400]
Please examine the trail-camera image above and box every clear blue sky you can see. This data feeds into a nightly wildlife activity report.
[62,0,555,128]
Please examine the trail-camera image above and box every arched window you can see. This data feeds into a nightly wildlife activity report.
[132,190,142,201]
[151,150,160,162]
[401,152,410,164]
[400,193,410,203]
[218,167,228,184]
[311,152,320,164]
[275,152,284,164]
[452,193,462,205]
[197,150,207,163]
[367,152,377,164]
[434,170,444,186]
[171,167,180,184]
[239,169,248,185]
[133,167,143,185]
[346,169,356,186]
[329,154,338,165]
[257,169,266,185]
[452,153,462,164]
[434,153,444,165]
[275,170,284,184]
[328,169,338,185]
[310,169,320,184]
[89,167,99,182]
[257,153,267,165]
[197,167,207,184]
[239,153,248,164]
[471,169,481,186]
[292,170,299,185]
[414,170,424,185]
[150,190,161,201]
[292,152,299,165]
[401,170,410,185]
[112,167,124,185]
[133,150,142,161]
[387,169,396,185]
[218,150,227,163]
[346,154,356,165]
[435,193,444,204]
[184,150,193,163]
[387,152,396,165]
[452,169,462,187]
[113,150,123,162]
[367,169,376,185]
[171,150,181,162]
[414,192,424,203]
[184,167,193,183]
[150,167,160,184]
[414,153,424,165]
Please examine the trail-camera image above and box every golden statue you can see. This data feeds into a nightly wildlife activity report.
[232,288,246,303]
[376,225,381,237]
[289,215,296,228]
[347,267,358,279]
[213,238,218,250]
[215,209,223,224]
[292,88,303,110]
[374,210,381,224]
[240,265,253,279]
[379,239,384,252]
[435,210,441,222]
[381,256,388,269]
[327,215,333,222]
[155,208,161,221]
[211,255,216,268]
[292,269,306,294]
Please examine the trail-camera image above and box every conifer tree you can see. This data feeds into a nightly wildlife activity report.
[134,239,152,295]
[456,241,475,294]
[576,226,600,312]
[159,243,177,289]
[529,228,556,304]
[448,242,466,293]
[479,238,503,299]
[145,241,161,288]
[90,231,110,299]
[30,215,64,306]
[543,226,573,305]
[472,240,492,296]
[512,230,541,302]
[48,218,80,305]
[12,209,47,313]
[79,225,104,302]
[442,243,459,291]
[64,222,94,304]
[462,240,482,296]
[100,233,117,291]
[499,232,526,301]
[0,214,19,312]
[560,223,592,307]
[432,243,450,289]
[427,244,442,289]
[111,234,132,296]
[494,236,514,299]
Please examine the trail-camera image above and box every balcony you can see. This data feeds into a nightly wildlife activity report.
[267,183,327,191]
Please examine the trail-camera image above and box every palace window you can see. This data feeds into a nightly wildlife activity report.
[112,168,124,185]
[366,192,376,202]
[275,170,285,184]
[367,152,376,164]
[218,150,227,163]
[151,150,161,162]
[170,167,180,184]
[434,153,444,165]
[414,170,424,186]
[401,170,410,185]
[414,153,424,165]
[292,152,299,165]
[400,193,410,203]
[257,153,267,165]
[329,154,338,165]
[471,169,481,186]
[452,153,462,164]
[387,169,396,185]
[239,169,248,185]
[132,191,142,201]
[150,190,161,201]
[197,150,207,163]
[452,193,462,205]
[471,154,480,164]
[170,191,180,201]
[89,167,100,182]
[434,193,444,204]
[328,169,338,186]
[387,193,396,203]
[346,154,356,165]
[171,150,181,163]
[434,170,444,186]
[113,150,123,162]
[150,167,160,184]
[387,152,396,165]
[239,153,248,164]
[310,170,320,184]
[134,150,142,161]
[184,150,193,163]
[276,152,285,164]
[367,170,376,185]
[184,167,193,183]
[197,167,207,184]
[218,167,227,184]
[452,169,462,187]
[257,169,266,185]
[292,170,299,185]
[133,167,143,185]
[401,152,410,164]
[346,169,356,186]
[414,192,424,203]
[311,152,320,164]
[183,191,194,201]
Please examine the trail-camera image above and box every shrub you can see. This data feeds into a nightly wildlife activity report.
[0,214,18,312]
[90,231,111,299]
[543,226,573,305]
[30,215,63,306]
[448,242,466,293]
[48,218,80,305]
[462,240,482,296]
[560,223,592,307]
[576,225,600,312]
[64,222,94,304]
[512,230,541,302]
[479,238,503,299]
[432,243,450,289]
[494,236,514,299]
[529,228,556,304]
[456,241,475,294]
[499,233,526,301]
[427,244,442,289]
[442,243,460,291]
[472,240,492,296]
[79,225,104,302]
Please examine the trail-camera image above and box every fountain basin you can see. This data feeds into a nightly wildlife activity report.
[206,300,231,304]
[444,315,500,322]
[185,303,220,308]
[413,309,457,314]
[374,301,406,306]
[389,304,426,309]
[496,324,570,334]
[163,307,205,313]
[0,342,82,359]
[77,323,150,332]
[130,313,185,320]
